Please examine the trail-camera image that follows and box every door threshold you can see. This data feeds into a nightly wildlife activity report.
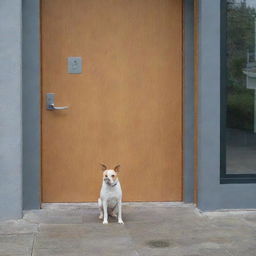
[41,202,193,210]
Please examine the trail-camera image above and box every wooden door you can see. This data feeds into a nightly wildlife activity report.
[41,0,183,202]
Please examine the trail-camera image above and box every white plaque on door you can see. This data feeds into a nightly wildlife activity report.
[67,57,82,74]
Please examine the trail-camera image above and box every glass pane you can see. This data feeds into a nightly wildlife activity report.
[226,0,256,174]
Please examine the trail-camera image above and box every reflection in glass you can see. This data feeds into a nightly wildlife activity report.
[226,0,256,174]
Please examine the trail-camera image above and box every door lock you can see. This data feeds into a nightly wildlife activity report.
[46,93,69,110]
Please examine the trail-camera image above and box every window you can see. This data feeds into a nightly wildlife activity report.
[221,0,256,183]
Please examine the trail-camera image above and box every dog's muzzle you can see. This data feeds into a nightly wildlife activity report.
[104,178,117,187]
[104,178,111,184]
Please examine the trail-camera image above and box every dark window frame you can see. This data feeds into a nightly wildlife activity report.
[220,0,256,184]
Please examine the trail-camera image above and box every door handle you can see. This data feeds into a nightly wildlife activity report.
[46,93,69,110]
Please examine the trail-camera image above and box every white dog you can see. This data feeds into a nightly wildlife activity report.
[98,164,124,224]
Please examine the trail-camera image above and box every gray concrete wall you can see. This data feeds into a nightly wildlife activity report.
[197,0,256,210]
[0,0,23,220]
[22,0,41,210]
[183,0,195,203]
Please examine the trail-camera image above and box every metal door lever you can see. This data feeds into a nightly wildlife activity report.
[46,93,69,110]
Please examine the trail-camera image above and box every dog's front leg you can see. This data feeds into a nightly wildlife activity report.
[102,200,108,224]
[118,200,124,224]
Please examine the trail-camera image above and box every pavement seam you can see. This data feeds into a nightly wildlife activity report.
[121,222,141,256]
[0,232,37,236]
[224,247,235,256]
[31,233,36,256]
[134,249,140,256]
[206,217,255,256]
[22,218,40,225]
[240,217,256,230]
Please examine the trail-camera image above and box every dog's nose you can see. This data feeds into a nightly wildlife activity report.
[104,177,110,182]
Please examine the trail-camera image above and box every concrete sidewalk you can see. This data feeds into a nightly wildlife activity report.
[0,203,256,256]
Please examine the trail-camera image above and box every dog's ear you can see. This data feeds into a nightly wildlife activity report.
[114,165,120,173]
[100,164,108,171]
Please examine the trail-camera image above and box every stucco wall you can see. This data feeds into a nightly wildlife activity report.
[0,0,23,220]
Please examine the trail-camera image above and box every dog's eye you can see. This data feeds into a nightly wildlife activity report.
[111,175,115,178]
[105,175,107,178]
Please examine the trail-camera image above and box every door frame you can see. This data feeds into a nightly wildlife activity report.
[22,0,196,209]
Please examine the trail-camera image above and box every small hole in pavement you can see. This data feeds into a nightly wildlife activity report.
[147,240,170,248]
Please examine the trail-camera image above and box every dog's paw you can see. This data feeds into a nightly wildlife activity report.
[99,215,103,220]
[103,220,108,224]
[118,220,124,224]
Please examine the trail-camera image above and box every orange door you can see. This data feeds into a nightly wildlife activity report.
[41,0,183,202]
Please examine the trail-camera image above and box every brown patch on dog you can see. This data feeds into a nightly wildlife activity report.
[100,164,108,171]
[114,165,120,172]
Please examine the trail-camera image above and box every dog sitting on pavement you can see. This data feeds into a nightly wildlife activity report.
[98,164,124,224]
